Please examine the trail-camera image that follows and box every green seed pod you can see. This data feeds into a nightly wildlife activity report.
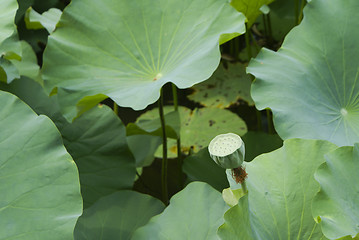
[208,133,245,169]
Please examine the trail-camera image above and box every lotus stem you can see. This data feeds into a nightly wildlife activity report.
[241,181,247,193]
[298,0,306,24]
[266,109,274,134]
[266,13,273,45]
[172,83,183,187]
[172,83,178,111]
[245,23,252,61]
[113,102,118,115]
[295,0,299,25]
[158,88,168,205]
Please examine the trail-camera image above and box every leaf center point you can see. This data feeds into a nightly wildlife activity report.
[340,108,348,116]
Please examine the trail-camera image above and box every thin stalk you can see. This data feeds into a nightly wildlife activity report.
[233,37,239,59]
[172,84,183,187]
[256,110,262,131]
[245,23,252,61]
[113,102,119,115]
[266,109,274,134]
[158,88,168,205]
[295,0,299,25]
[266,13,273,45]
[249,30,260,52]
[298,0,306,24]
[172,83,178,111]
[241,181,247,193]
[262,14,268,38]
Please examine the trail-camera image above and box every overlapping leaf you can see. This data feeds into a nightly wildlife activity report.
[182,148,229,192]
[136,106,247,156]
[0,91,82,239]
[74,191,165,240]
[42,0,246,120]
[25,7,62,33]
[248,0,359,146]
[188,63,254,108]
[132,182,228,240]
[312,144,359,239]
[0,78,136,208]
[218,139,337,239]
[230,0,274,26]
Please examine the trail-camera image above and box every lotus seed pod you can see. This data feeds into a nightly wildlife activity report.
[208,133,245,169]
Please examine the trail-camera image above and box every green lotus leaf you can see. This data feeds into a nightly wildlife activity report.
[25,7,62,33]
[10,41,40,80]
[0,57,19,83]
[0,77,67,128]
[248,0,359,146]
[230,0,274,27]
[0,77,137,208]
[218,195,256,239]
[61,105,137,208]
[0,0,21,61]
[0,91,82,239]
[132,182,228,240]
[74,190,165,240]
[42,0,246,120]
[218,139,337,239]
[242,131,283,162]
[182,148,229,192]
[312,144,359,239]
[127,135,162,167]
[0,0,18,44]
[137,106,247,157]
[188,63,254,108]
[127,110,180,140]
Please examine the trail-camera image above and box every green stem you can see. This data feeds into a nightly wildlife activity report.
[158,88,168,205]
[262,14,268,38]
[295,0,299,25]
[266,109,274,134]
[241,181,247,193]
[249,30,260,52]
[172,83,178,111]
[298,0,306,24]
[256,110,262,131]
[113,102,119,115]
[266,13,273,45]
[245,23,252,61]
[172,84,183,187]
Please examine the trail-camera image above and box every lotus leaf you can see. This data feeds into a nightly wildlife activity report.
[312,144,359,239]
[248,0,359,146]
[0,91,82,239]
[188,63,254,108]
[132,182,228,240]
[74,190,165,240]
[42,0,246,120]
[218,139,337,239]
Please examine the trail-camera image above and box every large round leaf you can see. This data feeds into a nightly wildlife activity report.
[183,148,229,192]
[0,0,17,44]
[0,77,137,208]
[230,0,274,27]
[136,106,247,156]
[218,139,337,239]
[247,0,359,146]
[0,0,21,82]
[0,91,82,239]
[312,144,359,239]
[74,190,165,240]
[132,182,228,240]
[42,0,246,120]
[61,105,136,208]
[10,41,40,80]
[188,63,254,108]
